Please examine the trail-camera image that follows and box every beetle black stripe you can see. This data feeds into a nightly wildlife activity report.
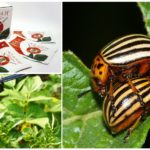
[106,47,150,61]
[108,79,150,122]
[102,35,135,54]
[110,87,150,127]
[104,96,110,124]
[102,35,150,55]
[110,86,130,106]
[133,79,149,86]
[108,86,131,122]
[111,84,150,125]
[102,35,150,54]
[104,95,110,120]
[110,96,138,124]
[110,92,136,120]
[111,108,142,129]
[103,77,150,134]
[141,86,150,101]
[114,93,137,116]
[108,79,148,119]
[113,80,150,114]
[104,40,150,57]
[114,83,150,116]
[107,86,129,120]
[139,82,150,92]
[112,79,148,105]
[116,82,150,109]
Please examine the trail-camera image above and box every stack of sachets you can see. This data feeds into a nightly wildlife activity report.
[0,40,30,72]
[0,31,57,72]
[13,31,54,43]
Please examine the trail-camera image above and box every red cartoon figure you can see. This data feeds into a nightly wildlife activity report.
[31,33,43,39]
[0,56,9,65]
[27,47,41,54]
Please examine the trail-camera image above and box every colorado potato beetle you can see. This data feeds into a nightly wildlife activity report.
[91,34,150,95]
[103,77,150,142]
[91,34,150,114]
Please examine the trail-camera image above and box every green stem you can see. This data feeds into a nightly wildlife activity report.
[23,96,30,119]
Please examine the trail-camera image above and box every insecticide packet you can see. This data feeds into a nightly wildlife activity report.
[0,40,31,72]
[0,3,12,39]
[13,31,55,43]
[8,35,56,65]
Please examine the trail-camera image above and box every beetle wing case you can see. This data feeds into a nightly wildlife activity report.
[103,77,150,134]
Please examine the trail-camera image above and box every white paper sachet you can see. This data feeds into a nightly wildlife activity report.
[8,35,54,65]
[13,31,54,43]
[0,40,31,73]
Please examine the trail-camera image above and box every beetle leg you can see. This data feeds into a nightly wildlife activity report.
[127,77,147,122]
[108,77,117,116]
[127,78,145,108]
[124,116,141,143]
[141,111,147,121]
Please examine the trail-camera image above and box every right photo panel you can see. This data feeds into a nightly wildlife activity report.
[63,2,150,148]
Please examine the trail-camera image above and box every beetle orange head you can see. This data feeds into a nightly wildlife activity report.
[91,55,110,96]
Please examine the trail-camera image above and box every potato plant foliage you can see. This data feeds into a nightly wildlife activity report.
[0,75,61,148]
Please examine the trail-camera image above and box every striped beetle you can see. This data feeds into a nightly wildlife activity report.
[103,77,150,142]
[91,34,150,113]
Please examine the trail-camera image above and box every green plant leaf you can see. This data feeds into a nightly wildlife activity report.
[1,28,10,38]
[34,54,48,61]
[63,51,98,118]
[29,96,61,112]
[6,103,24,118]
[46,101,61,113]
[43,99,61,113]
[0,67,9,72]
[40,36,52,41]
[138,2,150,35]
[63,51,150,148]
[29,96,53,102]
[0,89,25,101]
[0,103,5,110]
[4,79,16,88]
[26,117,49,128]
[20,76,43,95]
[12,120,24,129]
[16,77,27,91]
[28,53,34,59]
[26,103,47,118]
